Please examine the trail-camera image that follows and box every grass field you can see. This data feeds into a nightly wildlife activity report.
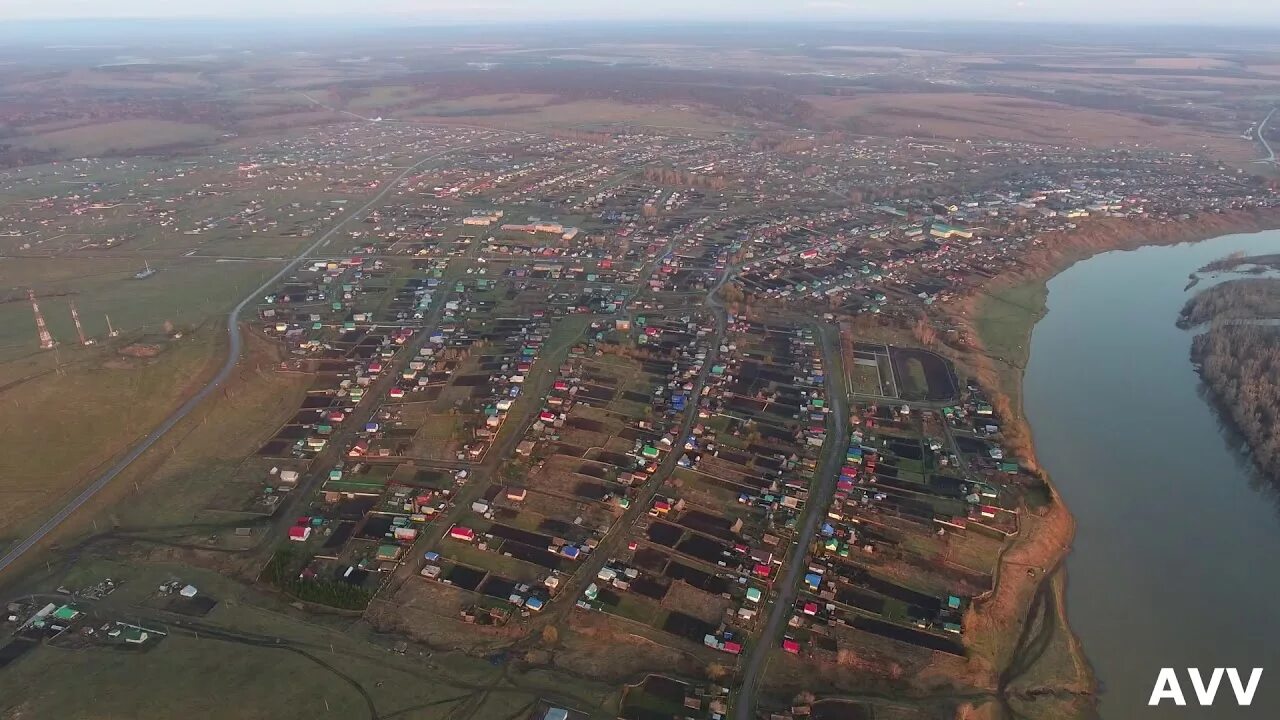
[400,93,557,117]
[0,257,278,362]
[972,281,1049,419]
[344,84,438,111]
[102,335,312,531]
[849,363,884,396]
[0,570,518,720]
[0,328,224,543]
[0,634,377,720]
[898,358,929,401]
[12,119,222,156]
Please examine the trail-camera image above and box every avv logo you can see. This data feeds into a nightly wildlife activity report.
[1149,668,1263,706]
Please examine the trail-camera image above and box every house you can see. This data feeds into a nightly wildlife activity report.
[448,525,475,542]
[782,638,801,654]
[288,525,311,542]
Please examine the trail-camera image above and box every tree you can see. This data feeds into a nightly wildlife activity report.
[912,313,939,347]
[541,624,559,646]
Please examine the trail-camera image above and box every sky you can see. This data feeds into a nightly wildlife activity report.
[0,0,1277,25]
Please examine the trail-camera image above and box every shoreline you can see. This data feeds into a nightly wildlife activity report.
[944,207,1280,717]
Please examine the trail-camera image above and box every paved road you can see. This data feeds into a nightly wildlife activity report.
[733,322,850,720]
[1259,107,1278,163]
[0,148,462,577]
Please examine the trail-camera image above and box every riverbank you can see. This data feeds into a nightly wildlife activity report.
[943,207,1280,719]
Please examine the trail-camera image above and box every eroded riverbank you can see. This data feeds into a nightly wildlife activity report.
[949,209,1280,720]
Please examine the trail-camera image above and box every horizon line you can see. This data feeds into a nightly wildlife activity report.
[5,16,1280,29]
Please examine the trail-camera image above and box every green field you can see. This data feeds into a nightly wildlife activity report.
[0,329,224,542]
[0,257,277,362]
[972,280,1050,417]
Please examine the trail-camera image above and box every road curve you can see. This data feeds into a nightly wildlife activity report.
[0,149,456,576]
[734,323,850,720]
[1257,106,1276,163]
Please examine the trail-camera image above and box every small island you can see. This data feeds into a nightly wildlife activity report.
[1182,255,1280,479]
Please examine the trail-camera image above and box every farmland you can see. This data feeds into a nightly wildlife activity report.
[10,119,223,157]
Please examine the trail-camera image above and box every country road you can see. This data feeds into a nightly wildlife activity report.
[0,146,465,577]
[733,322,850,720]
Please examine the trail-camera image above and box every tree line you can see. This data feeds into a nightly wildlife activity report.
[1179,277,1280,328]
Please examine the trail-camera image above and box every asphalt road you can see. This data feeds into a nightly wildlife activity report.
[733,322,850,720]
[1259,107,1277,163]
[0,148,461,577]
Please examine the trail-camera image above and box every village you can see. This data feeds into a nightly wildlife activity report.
[2,105,1278,720]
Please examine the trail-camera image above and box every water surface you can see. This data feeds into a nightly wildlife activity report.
[1024,229,1280,718]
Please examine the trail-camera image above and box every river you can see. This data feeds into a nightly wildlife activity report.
[1023,229,1280,718]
